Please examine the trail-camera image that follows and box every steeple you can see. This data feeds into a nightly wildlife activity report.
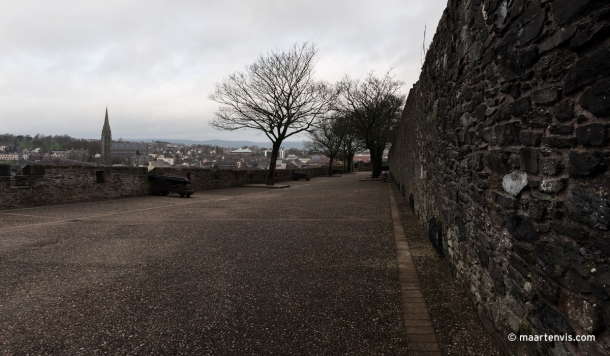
[101,107,112,164]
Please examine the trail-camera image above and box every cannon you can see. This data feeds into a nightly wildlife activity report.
[149,175,194,198]
[292,171,310,181]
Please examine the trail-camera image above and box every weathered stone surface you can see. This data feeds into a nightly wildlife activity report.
[519,6,545,44]
[552,0,607,25]
[548,124,573,135]
[568,151,605,176]
[540,178,565,193]
[551,222,589,241]
[388,0,610,353]
[502,171,528,196]
[519,148,538,174]
[570,24,610,50]
[492,191,517,209]
[494,122,521,146]
[475,104,487,122]
[484,153,511,174]
[580,79,610,117]
[566,184,610,230]
[540,25,577,53]
[575,123,607,146]
[531,88,560,105]
[518,45,539,67]
[592,232,610,256]
[558,292,604,333]
[460,113,473,130]
[553,100,574,122]
[564,48,610,94]
[510,96,531,117]
[506,213,538,242]
[543,136,576,148]
[519,131,542,146]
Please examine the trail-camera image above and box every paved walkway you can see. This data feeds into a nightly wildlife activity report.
[0,173,438,355]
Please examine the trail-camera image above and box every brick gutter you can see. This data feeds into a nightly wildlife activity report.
[388,183,442,355]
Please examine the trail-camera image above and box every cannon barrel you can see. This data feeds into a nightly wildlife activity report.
[148,175,191,185]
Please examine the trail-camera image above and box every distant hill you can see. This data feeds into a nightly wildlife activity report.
[141,139,304,149]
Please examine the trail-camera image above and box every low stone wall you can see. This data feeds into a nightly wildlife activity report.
[0,165,328,210]
[389,0,610,355]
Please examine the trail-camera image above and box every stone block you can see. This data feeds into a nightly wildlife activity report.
[567,151,604,176]
[475,104,487,122]
[551,222,589,241]
[552,0,607,25]
[502,171,528,196]
[548,124,573,135]
[575,123,607,146]
[532,88,560,105]
[492,191,517,209]
[518,45,539,67]
[510,96,531,117]
[519,6,545,44]
[0,164,10,176]
[558,292,604,333]
[484,152,511,174]
[592,232,610,256]
[519,131,542,146]
[540,156,562,175]
[566,184,610,230]
[506,212,538,242]
[540,178,565,193]
[553,100,574,122]
[564,48,610,94]
[543,136,576,148]
[495,122,521,146]
[22,165,46,175]
[593,265,610,297]
[460,112,473,130]
[579,78,610,117]
[519,148,538,174]
[570,24,610,50]
[540,25,577,53]
[528,200,545,221]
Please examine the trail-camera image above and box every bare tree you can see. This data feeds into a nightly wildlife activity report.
[336,71,405,178]
[304,116,343,176]
[209,42,335,185]
[334,115,364,173]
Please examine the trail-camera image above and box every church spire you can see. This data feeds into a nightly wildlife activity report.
[101,107,112,164]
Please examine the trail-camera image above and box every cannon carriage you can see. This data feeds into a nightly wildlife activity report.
[149,175,194,198]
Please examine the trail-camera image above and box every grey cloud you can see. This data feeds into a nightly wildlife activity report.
[0,0,447,141]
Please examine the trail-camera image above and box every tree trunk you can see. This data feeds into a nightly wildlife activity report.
[347,154,354,173]
[328,156,334,176]
[266,141,281,185]
[372,148,384,178]
[369,147,378,178]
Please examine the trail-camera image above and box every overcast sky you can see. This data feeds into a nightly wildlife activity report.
[0,0,447,142]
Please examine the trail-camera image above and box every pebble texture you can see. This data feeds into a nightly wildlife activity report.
[0,174,409,355]
[389,0,610,355]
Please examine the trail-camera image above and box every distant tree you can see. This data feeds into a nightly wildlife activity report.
[209,42,335,185]
[304,116,343,176]
[336,71,405,178]
[335,115,364,173]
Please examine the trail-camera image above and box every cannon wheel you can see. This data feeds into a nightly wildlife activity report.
[179,193,185,198]
[186,193,191,198]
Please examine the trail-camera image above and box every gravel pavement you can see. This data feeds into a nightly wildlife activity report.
[1,173,408,355]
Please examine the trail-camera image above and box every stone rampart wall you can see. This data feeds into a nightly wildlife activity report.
[0,165,327,210]
[389,0,610,354]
